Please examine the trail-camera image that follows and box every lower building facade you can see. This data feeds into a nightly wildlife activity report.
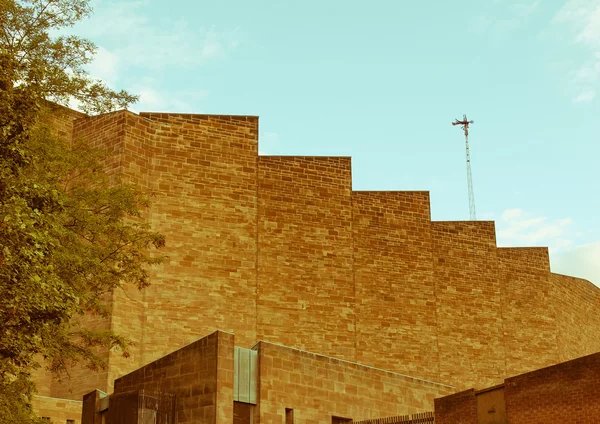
[82,331,454,424]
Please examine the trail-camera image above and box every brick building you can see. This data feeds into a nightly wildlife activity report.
[434,351,600,424]
[31,104,600,423]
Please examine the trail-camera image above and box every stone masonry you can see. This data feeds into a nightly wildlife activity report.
[32,103,600,417]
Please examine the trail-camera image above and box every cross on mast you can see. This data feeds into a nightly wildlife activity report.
[452,114,477,220]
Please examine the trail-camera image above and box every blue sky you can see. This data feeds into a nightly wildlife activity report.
[67,0,599,285]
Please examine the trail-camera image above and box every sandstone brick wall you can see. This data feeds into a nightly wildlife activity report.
[112,331,235,424]
[137,113,258,366]
[72,111,128,176]
[550,273,600,362]
[497,248,559,377]
[31,395,82,424]
[254,341,455,423]
[504,352,600,424]
[35,106,600,412]
[432,222,505,389]
[353,191,438,381]
[257,156,355,361]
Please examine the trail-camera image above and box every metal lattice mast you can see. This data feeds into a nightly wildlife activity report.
[452,114,477,220]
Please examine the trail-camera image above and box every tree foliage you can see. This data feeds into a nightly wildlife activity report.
[0,0,165,420]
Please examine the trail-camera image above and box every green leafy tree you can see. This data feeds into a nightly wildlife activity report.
[0,0,165,421]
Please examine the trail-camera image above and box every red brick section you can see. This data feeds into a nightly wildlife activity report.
[434,389,477,424]
[497,248,560,377]
[112,331,235,424]
[504,352,600,424]
[136,113,259,365]
[353,191,438,381]
[257,156,356,361]
[254,341,455,424]
[435,352,600,423]
[432,221,506,389]
[550,273,600,362]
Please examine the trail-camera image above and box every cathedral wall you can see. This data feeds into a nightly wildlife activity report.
[497,247,559,377]
[352,191,439,381]
[32,106,600,416]
[431,221,506,389]
[550,273,600,362]
[136,113,259,366]
[257,156,356,361]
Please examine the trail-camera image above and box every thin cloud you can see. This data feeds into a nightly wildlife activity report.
[554,0,600,47]
[86,46,119,87]
[47,1,226,114]
[129,86,208,114]
[553,0,600,103]
[574,89,596,103]
[513,0,540,17]
[471,0,540,36]
[552,241,600,286]
[495,208,578,254]
[69,0,242,72]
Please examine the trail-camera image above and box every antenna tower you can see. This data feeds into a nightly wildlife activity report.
[452,114,477,220]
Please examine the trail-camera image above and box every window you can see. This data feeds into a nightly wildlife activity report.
[332,416,352,424]
[67,420,75,424]
[285,408,294,424]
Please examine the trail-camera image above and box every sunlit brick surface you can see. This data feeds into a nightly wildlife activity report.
[33,105,600,420]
